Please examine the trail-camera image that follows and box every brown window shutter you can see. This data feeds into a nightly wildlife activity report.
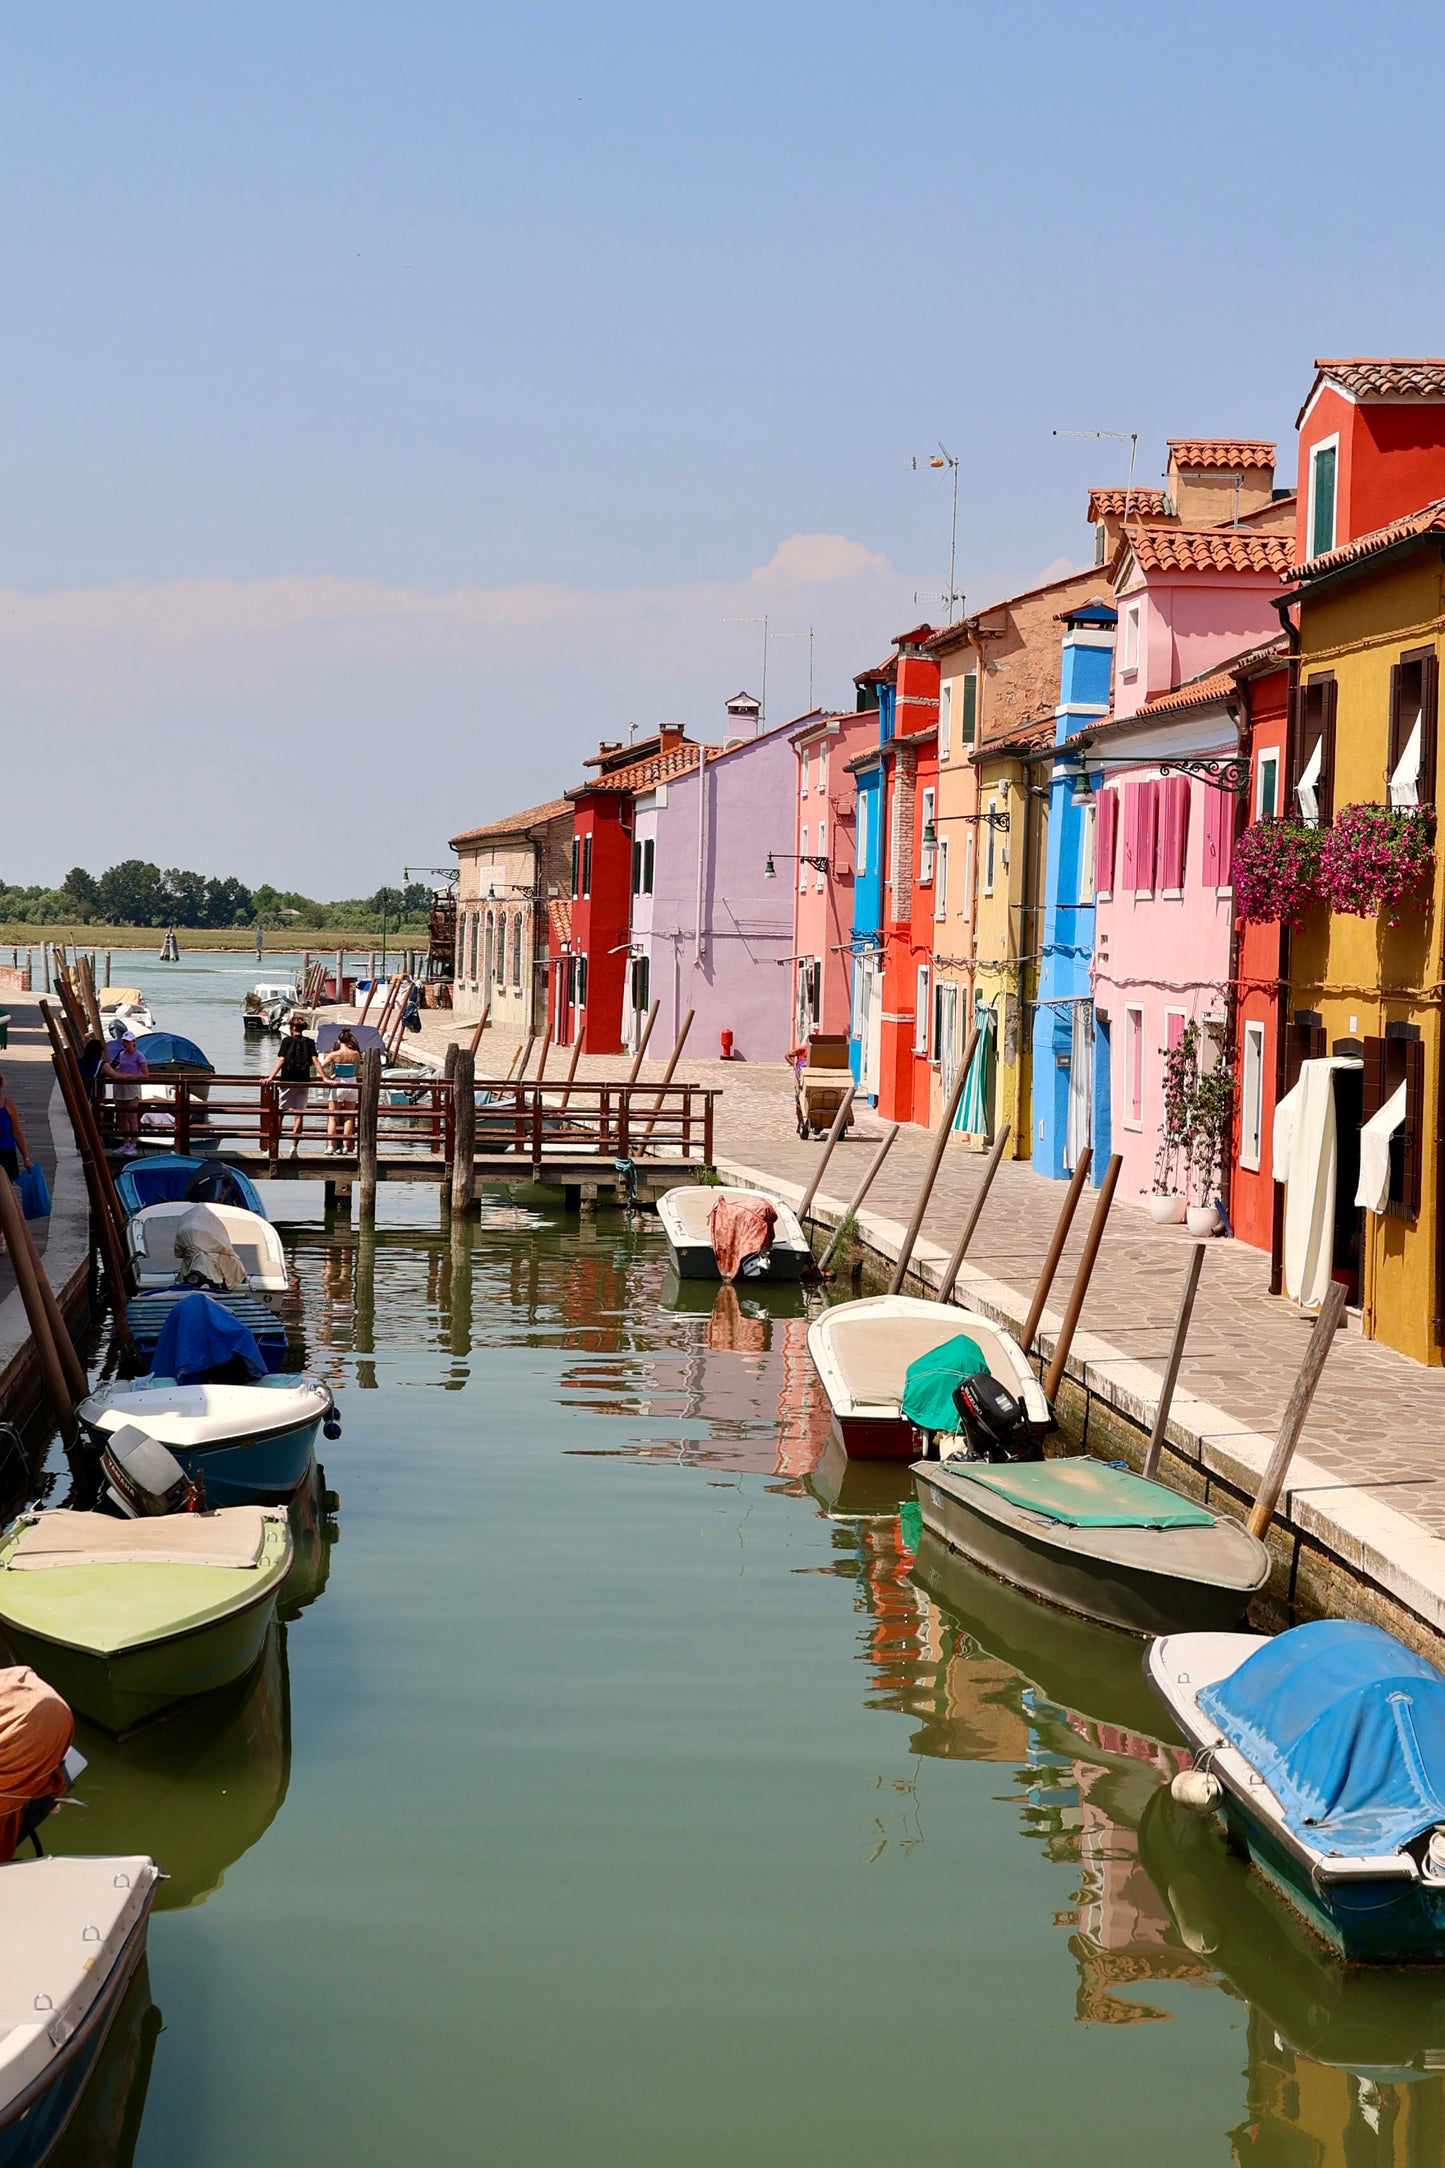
[1421,649,1440,808]
[1387,663,1404,787]
[1361,1035,1386,1127]
[1321,677,1338,826]
[1404,1037,1425,1218]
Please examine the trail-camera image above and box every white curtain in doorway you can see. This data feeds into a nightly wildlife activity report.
[1273,1056,1362,1309]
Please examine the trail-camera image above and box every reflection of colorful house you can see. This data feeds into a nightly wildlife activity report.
[788,708,873,1041]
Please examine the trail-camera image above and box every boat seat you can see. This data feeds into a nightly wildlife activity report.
[837,1314,1018,1406]
[6,1510,270,1572]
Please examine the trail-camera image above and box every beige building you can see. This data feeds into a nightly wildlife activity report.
[449,798,573,1032]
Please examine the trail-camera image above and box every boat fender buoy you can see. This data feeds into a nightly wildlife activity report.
[323,1416,342,1440]
[1170,1768,1223,1814]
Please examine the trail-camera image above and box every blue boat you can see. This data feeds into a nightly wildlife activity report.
[115,1154,266,1219]
[125,1288,290,1374]
[77,1376,334,1507]
[1149,1620,1445,1964]
[130,1031,213,1073]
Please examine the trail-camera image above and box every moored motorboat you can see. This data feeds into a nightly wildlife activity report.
[115,1155,266,1219]
[657,1185,812,1281]
[0,1509,293,1733]
[806,1295,1048,1459]
[1147,1619,1445,1963]
[914,1457,1269,1637]
[0,1855,159,2161]
[125,1202,289,1299]
[98,989,156,1035]
[76,1378,333,1507]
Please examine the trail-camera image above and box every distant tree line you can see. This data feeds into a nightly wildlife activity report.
[0,862,435,933]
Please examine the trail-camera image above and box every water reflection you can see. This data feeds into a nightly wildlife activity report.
[46,1959,161,2168]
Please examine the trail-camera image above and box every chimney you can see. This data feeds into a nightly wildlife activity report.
[658,724,685,753]
[1166,440,1276,526]
[724,690,762,742]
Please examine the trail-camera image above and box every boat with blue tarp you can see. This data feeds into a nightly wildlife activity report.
[1148,1619,1445,1963]
[115,1155,265,1219]
[123,1288,289,1376]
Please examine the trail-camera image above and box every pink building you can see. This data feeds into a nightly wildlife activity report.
[788,709,873,1041]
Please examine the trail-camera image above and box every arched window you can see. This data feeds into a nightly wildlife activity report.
[512,910,524,988]
[494,910,508,983]
[484,912,495,989]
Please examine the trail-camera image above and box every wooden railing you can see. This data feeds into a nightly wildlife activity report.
[97,1074,717,1170]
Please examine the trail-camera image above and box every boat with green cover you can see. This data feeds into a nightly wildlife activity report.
[912,1456,1269,1637]
[0,1509,292,1734]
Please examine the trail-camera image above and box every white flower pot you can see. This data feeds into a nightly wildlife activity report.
[1186,1203,1222,1236]
[1148,1194,1187,1225]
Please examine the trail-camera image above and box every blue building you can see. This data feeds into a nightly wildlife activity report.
[847,668,891,1095]
[1032,600,1116,1181]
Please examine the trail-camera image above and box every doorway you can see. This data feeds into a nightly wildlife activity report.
[1331,1063,1364,1304]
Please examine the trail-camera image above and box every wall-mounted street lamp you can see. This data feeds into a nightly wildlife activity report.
[765,850,831,879]
[921,809,1010,847]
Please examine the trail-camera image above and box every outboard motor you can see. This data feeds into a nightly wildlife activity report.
[184,1160,245,1208]
[99,1424,203,1518]
[949,1372,1041,1464]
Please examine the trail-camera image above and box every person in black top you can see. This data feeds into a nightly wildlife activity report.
[267,1017,320,1155]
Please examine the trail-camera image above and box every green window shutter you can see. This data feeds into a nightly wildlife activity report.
[961,672,978,744]
[1311,445,1337,558]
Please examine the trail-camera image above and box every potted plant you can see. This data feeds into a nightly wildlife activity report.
[1150,1022,1194,1223]
[1186,1041,1234,1235]
[1233,817,1326,926]
[1318,802,1435,923]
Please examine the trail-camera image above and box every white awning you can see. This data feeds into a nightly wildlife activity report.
[1355,1081,1408,1212]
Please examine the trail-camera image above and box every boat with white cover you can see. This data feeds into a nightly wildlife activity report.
[1148,1620,1445,1963]
[806,1295,1048,1459]
[0,1855,159,2160]
[657,1185,812,1280]
[76,1379,333,1507]
[124,1202,290,1299]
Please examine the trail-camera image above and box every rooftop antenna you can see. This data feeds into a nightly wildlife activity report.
[911,442,963,620]
[1053,427,1139,522]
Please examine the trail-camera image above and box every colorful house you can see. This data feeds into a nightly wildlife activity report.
[788,708,873,1042]
[868,627,940,1125]
[846,672,887,1096]
[1033,601,1117,1180]
[1225,642,1291,1258]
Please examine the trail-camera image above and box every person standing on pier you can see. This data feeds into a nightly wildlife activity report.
[0,1072,32,1187]
[321,1027,361,1156]
[268,1015,320,1157]
[102,1034,148,1156]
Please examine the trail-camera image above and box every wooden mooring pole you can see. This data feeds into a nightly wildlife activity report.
[638,1010,693,1152]
[0,1170,77,1444]
[357,1046,382,1214]
[797,1084,856,1226]
[452,1048,476,1215]
[467,1001,491,1059]
[937,1121,1011,1303]
[819,1123,900,1271]
[1247,1280,1348,1541]
[887,1029,977,1296]
[1141,1243,1208,1481]
[1042,1152,1122,1405]
[1021,1149,1092,1357]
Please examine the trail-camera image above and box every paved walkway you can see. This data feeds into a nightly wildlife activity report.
[0,992,61,1308]
[410,1014,1445,1554]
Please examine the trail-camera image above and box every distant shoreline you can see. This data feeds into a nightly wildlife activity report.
[0,924,421,951]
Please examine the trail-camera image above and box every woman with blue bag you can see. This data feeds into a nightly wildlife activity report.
[0,1072,31,1188]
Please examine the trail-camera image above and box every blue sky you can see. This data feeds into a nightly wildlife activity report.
[7,0,1445,891]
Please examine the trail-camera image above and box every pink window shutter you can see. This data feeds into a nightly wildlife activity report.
[1160,775,1188,888]
[1216,789,1234,885]
[1137,780,1159,891]
[1201,786,1221,884]
[1120,783,1139,892]
[1096,789,1117,891]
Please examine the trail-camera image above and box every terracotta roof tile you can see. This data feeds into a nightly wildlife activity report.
[1122,526,1293,577]
[568,741,703,797]
[1166,438,1276,470]
[548,898,573,948]
[1086,485,1169,520]
[1291,494,1445,582]
[1300,358,1445,424]
[1135,665,1238,718]
[449,797,572,851]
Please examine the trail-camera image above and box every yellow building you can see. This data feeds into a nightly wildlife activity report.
[1283,507,1444,1363]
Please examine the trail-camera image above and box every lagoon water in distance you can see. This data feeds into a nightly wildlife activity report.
[29,952,1445,2163]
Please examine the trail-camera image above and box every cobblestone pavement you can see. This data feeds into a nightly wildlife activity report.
[410,1012,1445,1539]
[0,993,61,1307]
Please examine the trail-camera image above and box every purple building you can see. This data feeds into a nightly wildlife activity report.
[627,700,797,1062]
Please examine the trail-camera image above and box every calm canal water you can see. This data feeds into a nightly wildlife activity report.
[26,952,1445,2162]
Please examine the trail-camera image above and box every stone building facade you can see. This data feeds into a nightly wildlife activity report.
[449,798,573,1036]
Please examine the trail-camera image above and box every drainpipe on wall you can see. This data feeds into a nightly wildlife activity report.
[693,749,709,969]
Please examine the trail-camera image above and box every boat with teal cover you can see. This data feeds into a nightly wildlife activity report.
[1149,1620,1445,1964]
[0,1510,292,1734]
[913,1455,1269,1637]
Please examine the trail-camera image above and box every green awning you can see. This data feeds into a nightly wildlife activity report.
[900,1333,988,1434]
[942,1458,1215,1529]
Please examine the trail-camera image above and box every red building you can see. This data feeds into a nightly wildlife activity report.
[1228,642,1290,1257]
[865,627,940,1125]
[551,728,702,1051]
[1296,357,1445,560]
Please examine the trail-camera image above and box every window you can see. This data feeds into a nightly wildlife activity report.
[799,827,809,891]
[857,793,870,875]
[574,954,588,1009]
[642,837,654,894]
[961,672,978,745]
[962,829,975,919]
[1122,602,1141,674]
[914,964,930,1055]
[484,913,495,988]
[581,833,592,897]
[632,840,642,895]
[919,788,936,880]
[1079,802,1096,904]
[570,836,580,899]
[630,954,650,1025]
[799,748,810,797]
[1241,1021,1265,1171]
[512,911,524,989]
[468,912,480,982]
[939,682,953,760]
[494,910,507,984]
[1095,788,1117,897]
[1293,673,1337,827]
[1389,648,1439,809]
[1095,522,1107,567]
[815,816,826,888]
[984,803,998,894]
[1256,748,1280,821]
[934,836,948,918]
[1309,438,1338,560]
[1124,1005,1144,1127]
[1362,1030,1425,1219]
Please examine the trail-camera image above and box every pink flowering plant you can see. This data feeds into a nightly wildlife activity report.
[1317,802,1435,925]
[1232,818,1326,927]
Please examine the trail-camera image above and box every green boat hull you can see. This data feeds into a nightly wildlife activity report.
[1,1591,282,1734]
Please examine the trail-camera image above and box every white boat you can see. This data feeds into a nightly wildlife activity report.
[657,1184,812,1280]
[124,1203,290,1299]
[0,1855,159,2159]
[76,1379,333,1507]
[806,1294,1049,1460]
[98,991,156,1035]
